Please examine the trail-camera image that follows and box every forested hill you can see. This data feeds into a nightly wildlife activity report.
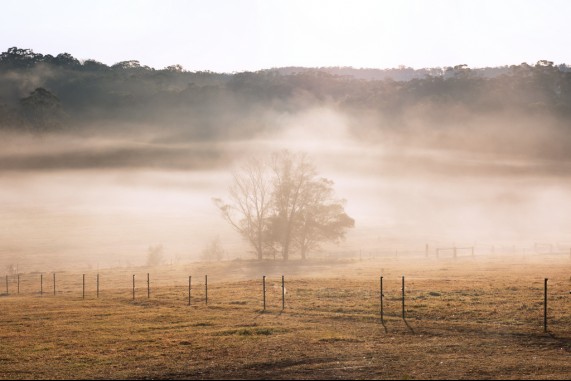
[1,46,571,137]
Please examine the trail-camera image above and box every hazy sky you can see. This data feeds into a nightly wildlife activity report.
[2,0,571,72]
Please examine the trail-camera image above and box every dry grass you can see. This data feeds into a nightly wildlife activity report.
[1,255,570,379]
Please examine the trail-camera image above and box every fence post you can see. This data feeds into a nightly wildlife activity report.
[205,275,208,305]
[5,275,8,295]
[82,274,85,299]
[544,278,548,333]
[380,275,384,322]
[17,274,20,294]
[40,274,43,296]
[263,275,266,311]
[188,275,196,306]
[402,275,406,320]
[281,275,285,310]
[97,273,99,298]
[147,273,150,299]
[132,274,135,300]
[53,273,56,296]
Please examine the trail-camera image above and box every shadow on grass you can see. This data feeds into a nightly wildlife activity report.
[404,319,415,334]
[547,332,571,352]
[252,309,286,319]
[380,319,388,333]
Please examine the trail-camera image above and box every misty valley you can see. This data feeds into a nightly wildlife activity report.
[1,47,570,380]
[2,49,571,269]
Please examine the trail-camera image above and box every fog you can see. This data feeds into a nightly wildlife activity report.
[2,98,571,272]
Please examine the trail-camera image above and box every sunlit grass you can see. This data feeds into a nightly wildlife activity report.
[1,256,570,379]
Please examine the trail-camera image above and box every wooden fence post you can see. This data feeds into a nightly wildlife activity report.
[402,275,406,320]
[263,275,266,311]
[281,275,285,310]
[380,275,384,322]
[188,275,196,306]
[544,278,548,333]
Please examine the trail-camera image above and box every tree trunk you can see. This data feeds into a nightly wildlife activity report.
[282,241,289,260]
[282,219,294,260]
[257,233,263,260]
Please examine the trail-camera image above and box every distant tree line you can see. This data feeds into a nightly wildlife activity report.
[1,47,571,135]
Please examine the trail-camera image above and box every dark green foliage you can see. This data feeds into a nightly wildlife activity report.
[19,88,68,131]
[1,46,571,135]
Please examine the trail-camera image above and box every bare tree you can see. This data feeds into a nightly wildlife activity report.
[269,151,317,260]
[146,244,164,267]
[201,236,225,262]
[213,157,272,260]
[5,263,17,275]
[215,151,354,261]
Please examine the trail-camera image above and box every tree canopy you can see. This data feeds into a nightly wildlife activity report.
[2,46,571,137]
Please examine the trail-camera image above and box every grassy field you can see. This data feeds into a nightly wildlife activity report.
[1,254,570,379]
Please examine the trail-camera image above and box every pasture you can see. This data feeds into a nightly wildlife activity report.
[1,254,570,379]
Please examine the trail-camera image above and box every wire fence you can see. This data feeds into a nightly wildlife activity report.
[2,268,569,334]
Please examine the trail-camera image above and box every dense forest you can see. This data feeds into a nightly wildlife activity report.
[1,46,571,152]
